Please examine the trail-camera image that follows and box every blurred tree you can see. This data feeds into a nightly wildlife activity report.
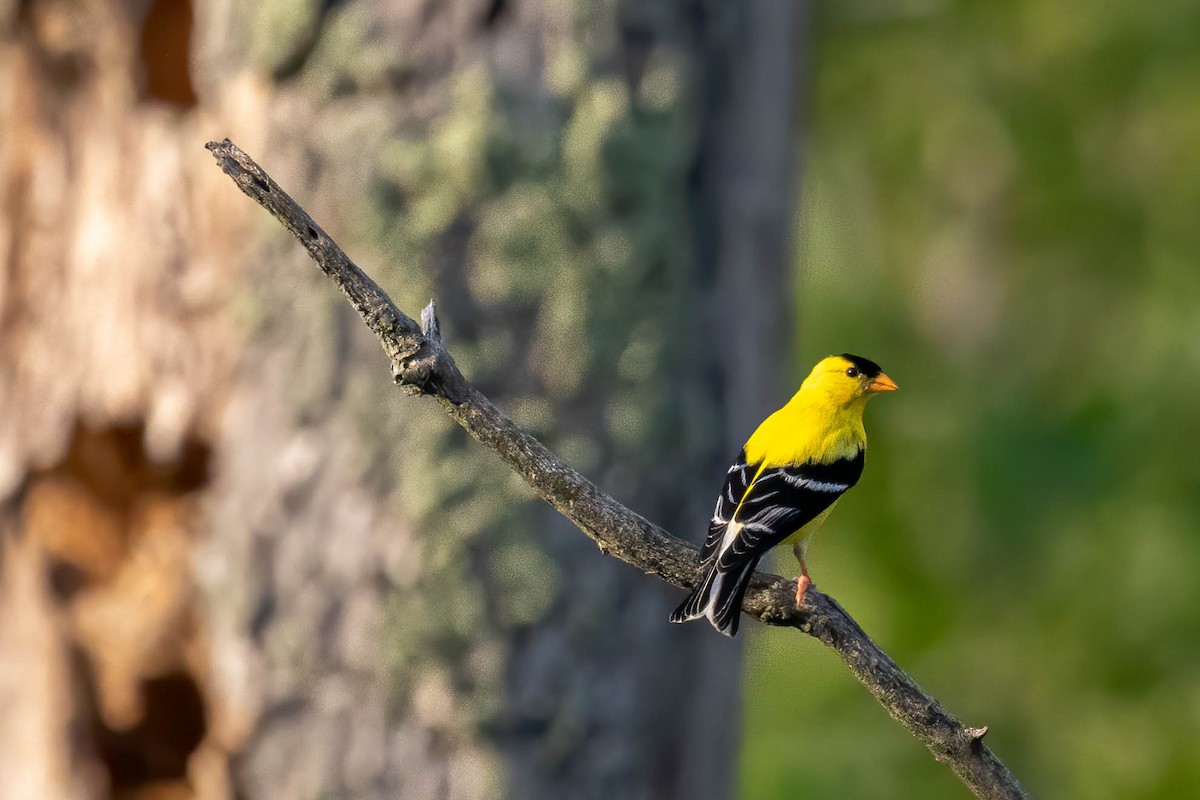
[0,1,806,799]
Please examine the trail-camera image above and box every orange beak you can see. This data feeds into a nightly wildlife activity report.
[867,373,898,393]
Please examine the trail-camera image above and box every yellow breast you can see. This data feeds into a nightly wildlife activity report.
[744,401,865,467]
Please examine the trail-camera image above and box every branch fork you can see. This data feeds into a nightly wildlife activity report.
[393,300,470,401]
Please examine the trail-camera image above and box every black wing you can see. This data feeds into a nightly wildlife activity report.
[696,449,754,566]
[716,452,865,570]
[672,449,864,636]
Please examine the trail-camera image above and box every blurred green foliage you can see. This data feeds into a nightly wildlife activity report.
[741,1,1200,798]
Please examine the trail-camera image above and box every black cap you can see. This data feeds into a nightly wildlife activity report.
[839,353,882,378]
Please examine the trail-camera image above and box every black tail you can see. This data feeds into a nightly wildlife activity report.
[669,557,760,637]
[669,565,718,625]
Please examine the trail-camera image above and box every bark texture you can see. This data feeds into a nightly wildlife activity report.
[0,2,803,799]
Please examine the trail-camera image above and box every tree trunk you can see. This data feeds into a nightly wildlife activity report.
[0,2,805,799]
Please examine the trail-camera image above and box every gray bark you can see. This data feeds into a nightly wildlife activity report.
[0,1,805,799]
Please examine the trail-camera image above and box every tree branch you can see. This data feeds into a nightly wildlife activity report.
[205,139,1028,800]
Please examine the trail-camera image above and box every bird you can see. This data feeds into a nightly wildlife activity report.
[669,353,897,637]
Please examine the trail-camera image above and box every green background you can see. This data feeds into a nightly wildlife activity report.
[741,1,1200,797]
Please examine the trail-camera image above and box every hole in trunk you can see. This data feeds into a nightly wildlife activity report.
[138,0,198,108]
[93,672,208,791]
[19,420,214,799]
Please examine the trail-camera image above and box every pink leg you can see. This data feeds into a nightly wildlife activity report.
[792,543,811,606]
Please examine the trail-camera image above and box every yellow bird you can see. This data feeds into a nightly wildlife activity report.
[670,354,897,636]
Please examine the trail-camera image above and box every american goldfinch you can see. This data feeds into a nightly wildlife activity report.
[670,354,897,637]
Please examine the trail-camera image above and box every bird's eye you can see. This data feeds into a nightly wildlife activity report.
[845,367,860,378]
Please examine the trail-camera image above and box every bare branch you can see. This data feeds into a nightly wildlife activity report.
[205,139,1028,800]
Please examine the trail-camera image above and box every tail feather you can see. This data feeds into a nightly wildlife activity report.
[670,556,760,637]
[669,563,717,624]
[707,559,758,637]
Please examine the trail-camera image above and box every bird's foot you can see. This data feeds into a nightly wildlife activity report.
[794,574,812,607]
